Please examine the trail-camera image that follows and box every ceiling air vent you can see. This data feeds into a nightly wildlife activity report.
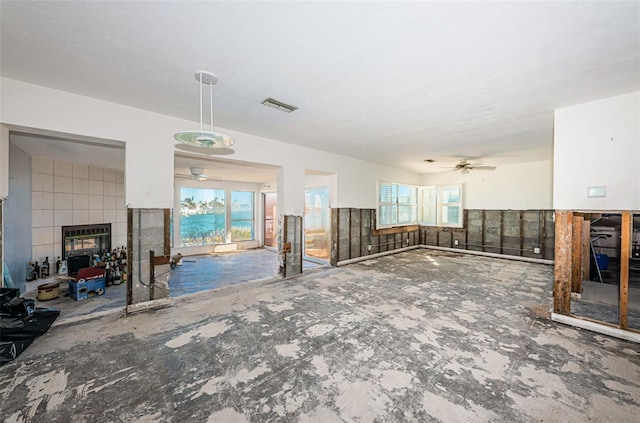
[261,97,298,113]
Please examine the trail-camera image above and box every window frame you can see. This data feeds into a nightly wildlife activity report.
[376,181,420,229]
[420,184,464,228]
[230,190,255,242]
[376,181,464,229]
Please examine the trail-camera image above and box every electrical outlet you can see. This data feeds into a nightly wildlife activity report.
[534,247,541,254]
[454,240,459,246]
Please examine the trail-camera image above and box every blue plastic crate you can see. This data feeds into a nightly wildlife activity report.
[68,277,106,301]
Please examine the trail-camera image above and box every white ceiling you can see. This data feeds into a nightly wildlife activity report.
[1,1,639,173]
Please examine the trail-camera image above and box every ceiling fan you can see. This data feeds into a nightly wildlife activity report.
[450,159,496,174]
[175,167,212,181]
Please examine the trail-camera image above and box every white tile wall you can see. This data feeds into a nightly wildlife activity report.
[54,193,73,209]
[32,173,53,192]
[54,176,73,193]
[54,161,73,177]
[72,178,89,194]
[103,168,116,183]
[32,157,53,174]
[73,164,88,179]
[31,157,127,263]
[89,166,103,181]
[72,194,88,210]
[89,180,104,195]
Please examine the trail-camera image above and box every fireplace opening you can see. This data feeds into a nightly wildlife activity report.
[62,223,111,261]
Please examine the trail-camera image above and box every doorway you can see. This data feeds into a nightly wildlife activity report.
[263,192,277,249]
[304,187,330,262]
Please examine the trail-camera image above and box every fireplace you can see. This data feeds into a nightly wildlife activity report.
[62,223,111,260]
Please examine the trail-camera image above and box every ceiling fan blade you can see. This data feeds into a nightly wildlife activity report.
[470,165,496,170]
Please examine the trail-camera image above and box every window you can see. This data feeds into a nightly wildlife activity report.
[180,188,226,246]
[377,182,463,229]
[230,191,254,241]
[378,182,418,227]
[421,184,463,227]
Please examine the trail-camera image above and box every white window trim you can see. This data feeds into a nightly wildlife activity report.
[420,184,464,228]
[376,181,464,229]
[376,181,420,229]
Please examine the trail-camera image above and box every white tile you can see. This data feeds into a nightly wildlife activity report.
[115,222,127,236]
[54,226,62,244]
[115,171,124,184]
[32,173,54,192]
[73,164,89,179]
[54,161,73,177]
[89,180,104,195]
[103,209,117,223]
[72,178,89,194]
[116,196,126,210]
[32,157,54,175]
[104,195,117,210]
[115,235,127,249]
[32,191,54,209]
[32,227,54,246]
[116,183,124,196]
[32,244,55,264]
[54,209,73,226]
[54,176,73,193]
[88,194,103,210]
[54,193,73,210]
[73,209,89,225]
[88,209,104,224]
[103,181,116,196]
[89,166,104,181]
[103,168,116,182]
[72,194,88,210]
[116,209,127,223]
[32,209,54,228]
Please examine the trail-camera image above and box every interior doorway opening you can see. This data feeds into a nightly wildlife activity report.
[304,187,330,262]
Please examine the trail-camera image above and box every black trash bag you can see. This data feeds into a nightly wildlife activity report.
[0,288,60,367]
[0,341,17,366]
[1,297,36,317]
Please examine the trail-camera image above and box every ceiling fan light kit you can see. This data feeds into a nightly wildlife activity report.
[174,71,235,149]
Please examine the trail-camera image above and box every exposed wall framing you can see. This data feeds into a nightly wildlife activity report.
[420,209,555,260]
[278,215,303,278]
[552,210,638,339]
[330,208,419,266]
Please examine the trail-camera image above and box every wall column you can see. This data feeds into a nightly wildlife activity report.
[127,208,170,305]
[276,165,305,278]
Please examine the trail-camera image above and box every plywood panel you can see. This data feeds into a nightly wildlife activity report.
[553,210,572,315]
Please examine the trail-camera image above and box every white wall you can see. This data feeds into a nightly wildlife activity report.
[0,78,419,212]
[421,160,553,209]
[554,91,640,210]
[30,157,127,262]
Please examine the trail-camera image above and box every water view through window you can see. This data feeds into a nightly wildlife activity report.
[179,188,255,247]
[180,188,226,246]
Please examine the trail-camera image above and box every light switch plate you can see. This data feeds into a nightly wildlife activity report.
[587,185,606,198]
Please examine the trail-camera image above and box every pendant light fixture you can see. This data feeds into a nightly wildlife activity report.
[174,71,235,148]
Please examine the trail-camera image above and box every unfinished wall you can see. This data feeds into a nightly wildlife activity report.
[330,208,420,265]
[278,215,303,278]
[421,209,555,260]
[127,208,170,305]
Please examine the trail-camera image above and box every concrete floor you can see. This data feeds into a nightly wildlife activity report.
[25,249,322,322]
[2,250,640,422]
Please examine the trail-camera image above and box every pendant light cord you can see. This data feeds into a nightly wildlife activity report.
[210,80,214,132]
[199,72,203,132]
